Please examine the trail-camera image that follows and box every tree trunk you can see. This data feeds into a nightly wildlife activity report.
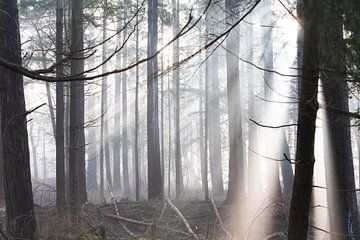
[101,3,112,191]
[262,0,281,198]
[224,0,244,204]
[69,0,87,216]
[134,0,140,200]
[287,0,320,238]
[0,1,37,237]
[206,1,224,197]
[113,18,122,193]
[147,0,163,199]
[55,0,66,210]
[172,0,182,199]
[122,31,130,195]
[320,0,360,237]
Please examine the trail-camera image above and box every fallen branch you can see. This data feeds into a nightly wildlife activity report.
[210,198,232,239]
[104,213,152,227]
[165,199,200,240]
[107,183,137,239]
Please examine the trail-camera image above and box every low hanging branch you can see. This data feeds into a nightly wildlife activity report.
[210,198,232,239]
[249,119,298,129]
[165,199,200,240]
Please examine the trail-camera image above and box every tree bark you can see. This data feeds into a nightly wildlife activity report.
[55,0,66,210]
[147,0,163,199]
[0,0,37,237]
[69,0,87,216]
[287,0,320,238]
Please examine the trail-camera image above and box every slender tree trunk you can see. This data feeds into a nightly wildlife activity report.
[55,0,66,210]
[122,29,130,195]
[287,0,320,238]
[320,0,360,237]
[0,1,37,237]
[172,0,182,199]
[147,0,163,199]
[167,75,172,197]
[113,18,122,193]
[69,0,87,216]
[101,3,112,190]
[134,0,140,200]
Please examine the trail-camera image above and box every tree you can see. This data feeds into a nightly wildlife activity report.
[55,0,66,210]
[122,15,130,196]
[224,0,245,204]
[206,0,224,197]
[320,0,360,237]
[69,0,87,216]
[147,0,163,199]
[287,0,320,238]
[134,0,140,200]
[0,0,37,238]
[100,0,112,195]
[172,0,182,199]
[113,15,122,193]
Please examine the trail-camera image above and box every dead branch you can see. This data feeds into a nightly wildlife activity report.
[210,198,232,239]
[104,213,152,227]
[165,199,200,240]
[107,183,137,239]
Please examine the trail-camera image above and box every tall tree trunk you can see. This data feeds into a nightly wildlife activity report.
[320,0,360,237]
[206,1,224,197]
[224,0,244,204]
[69,0,87,216]
[172,0,182,199]
[167,75,172,197]
[101,3,112,191]
[122,29,130,195]
[262,0,281,198]
[55,0,66,210]
[147,0,163,199]
[246,14,260,197]
[0,0,37,237]
[134,0,140,200]
[113,18,122,193]
[287,0,320,238]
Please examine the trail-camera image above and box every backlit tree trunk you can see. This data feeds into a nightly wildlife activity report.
[287,0,320,238]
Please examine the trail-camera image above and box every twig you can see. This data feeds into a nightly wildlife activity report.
[165,199,200,240]
[210,198,232,239]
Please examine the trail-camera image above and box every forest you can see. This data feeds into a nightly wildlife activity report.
[0,0,360,239]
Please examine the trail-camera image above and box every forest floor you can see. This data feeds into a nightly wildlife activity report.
[33,198,289,240]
